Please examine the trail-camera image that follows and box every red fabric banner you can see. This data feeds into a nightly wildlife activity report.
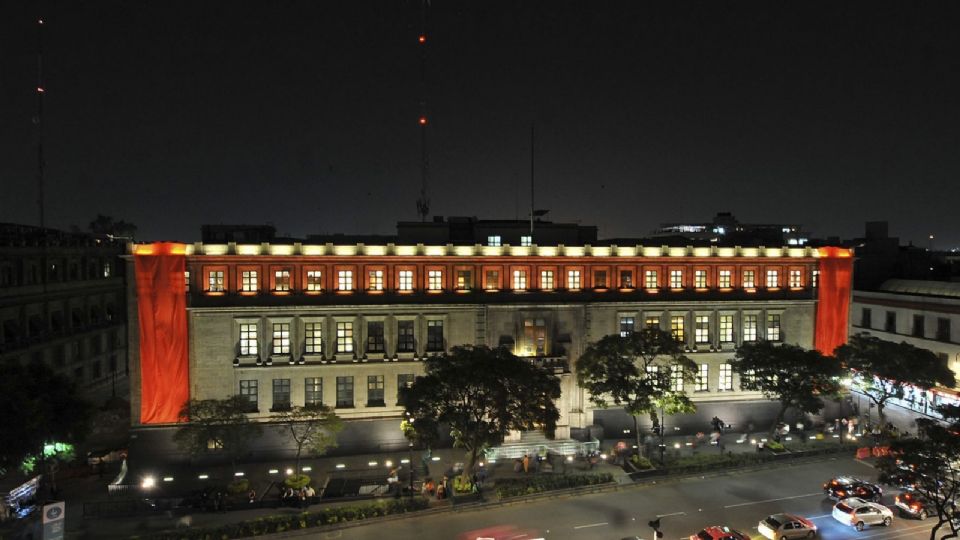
[134,243,189,424]
[815,247,854,356]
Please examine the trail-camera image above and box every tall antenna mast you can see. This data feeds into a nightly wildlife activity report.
[36,16,46,230]
[415,1,431,222]
[529,123,535,237]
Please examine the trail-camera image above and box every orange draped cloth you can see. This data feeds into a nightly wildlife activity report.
[815,247,854,356]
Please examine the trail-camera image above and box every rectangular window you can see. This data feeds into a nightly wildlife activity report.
[513,270,527,290]
[397,320,415,353]
[885,311,896,332]
[335,376,354,408]
[240,323,258,356]
[306,270,323,291]
[485,270,499,290]
[740,369,756,390]
[272,323,290,355]
[743,315,758,342]
[789,269,802,288]
[185,270,191,291]
[272,379,291,411]
[367,375,385,406]
[812,269,820,288]
[936,317,950,342]
[645,316,660,329]
[456,270,472,290]
[428,270,443,291]
[337,270,353,291]
[695,364,709,392]
[670,270,683,289]
[304,322,322,354]
[718,270,731,288]
[670,315,685,342]
[522,319,547,356]
[645,270,658,289]
[398,270,413,291]
[767,314,781,341]
[241,270,258,292]
[305,377,323,406]
[487,235,501,247]
[694,270,707,288]
[695,315,710,344]
[541,270,554,290]
[274,270,291,291]
[646,365,660,389]
[620,270,633,288]
[426,320,444,352]
[861,308,872,328]
[520,235,532,247]
[719,315,734,342]
[718,364,733,391]
[336,322,354,353]
[619,316,635,337]
[369,270,384,291]
[594,271,607,288]
[670,364,684,392]
[742,270,755,289]
[397,374,415,405]
[567,270,581,289]
[103,262,112,278]
[766,270,779,288]
[208,270,224,292]
[239,380,258,412]
[913,315,925,338]
[367,321,385,353]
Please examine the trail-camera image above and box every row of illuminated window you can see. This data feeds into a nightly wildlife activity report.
[237,374,416,412]
[192,267,816,294]
[643,363,752,393]
[238,319,444,357]
[618,313,782,343]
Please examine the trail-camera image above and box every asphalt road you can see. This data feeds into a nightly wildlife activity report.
[329,458,938,540]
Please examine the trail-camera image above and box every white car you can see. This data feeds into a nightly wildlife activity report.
[758,513,818,540]
[832,497,894,531]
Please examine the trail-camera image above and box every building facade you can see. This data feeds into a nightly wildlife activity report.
[0,224,128,404]
[127,240,852,457]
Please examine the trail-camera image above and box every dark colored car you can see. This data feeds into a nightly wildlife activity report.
[823,476,882,501]
[895,490,938,519]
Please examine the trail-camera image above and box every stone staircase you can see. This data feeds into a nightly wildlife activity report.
[484,430,599,462]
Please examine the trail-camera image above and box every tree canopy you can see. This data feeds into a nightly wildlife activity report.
[731,341,843,436]
[576,328,697,454]
[173,396,262,471]
[401,345,560,479]
[835,334,956,426]
[88,214,137,239]
[0,362,92,475]
[273,404,342,475]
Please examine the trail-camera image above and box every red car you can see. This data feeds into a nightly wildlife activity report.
[691,526,751,540]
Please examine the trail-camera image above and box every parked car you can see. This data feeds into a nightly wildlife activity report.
[823,476,882,501]
[832,497,894,531]
[690,526,751,540]
[758,513,818,540]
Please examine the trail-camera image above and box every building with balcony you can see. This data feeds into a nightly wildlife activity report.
[126,231,853,459]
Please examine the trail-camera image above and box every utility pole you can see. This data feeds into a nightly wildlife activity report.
[415,1,431,222]
[529,123,535,237]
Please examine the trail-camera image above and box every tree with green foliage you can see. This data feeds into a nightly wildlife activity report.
[836,334,956,428]
[401,345,561,481]
[732,341,843,437]
[273,404,343,477]
[576,328,697,456]
[0,362,92,480]
[174,396,263,472]
[876,404,960,540]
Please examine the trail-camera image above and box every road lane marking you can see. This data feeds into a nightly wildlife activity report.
[573,522,608,530]
[855,459,876,469]
[657,512,687,518]
[724,492,822,508]
[851,523,931,539]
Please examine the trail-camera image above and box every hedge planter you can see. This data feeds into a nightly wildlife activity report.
[494,473,615,500]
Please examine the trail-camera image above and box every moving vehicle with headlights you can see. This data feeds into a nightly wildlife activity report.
[758,513,818,540]
[895,490,937,519]
[832,497,894,531]
[690,525,751,540]
[823,476,882,501]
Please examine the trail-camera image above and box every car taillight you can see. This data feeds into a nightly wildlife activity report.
[837,490,846,496]
[912,504,921,510]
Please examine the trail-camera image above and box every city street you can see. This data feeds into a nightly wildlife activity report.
[330,458,934,540]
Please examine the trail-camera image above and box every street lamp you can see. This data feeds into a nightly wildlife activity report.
[405,411,415,498]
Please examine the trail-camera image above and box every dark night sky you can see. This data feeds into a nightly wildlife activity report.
[2,2,959,246]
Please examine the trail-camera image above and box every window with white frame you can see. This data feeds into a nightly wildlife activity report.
[743,314,758,342]
[695,315,710,344]
[241,270,258,292]
[742,270,756,289]
[272,323,290,355]
[367,321,385,353]
[646,365,660,389]
[305,377,322,405]
[485,270,499,289]
[670,364,684,392]
[522,318,547,356]
[304,322,322,354]
[694,270,707,288]
[208,270,224,292]
[487,235,501,247]
[272,378,291,410]
[397,320,415,352]
[239,380,258,411]
[240,323,258,356]
[274,270,291,291]
[812,269,820,288]
[336,321,353,353]
[766,269,779,288]
[695,364,709,392]
[398,270,413,291]
[567,270,581,289]
[645,270,658,289]
[428,270,443,291]
[789,269,802,288]
[619,316,635,337]
[520,235,532,247]
[767,314,781,341]
[513,269,527,290]
[184,270,191,291]
[456,270,472,289]
[645,315,660,329]
[426,320,444,351]
[306,270,323,291]
[335,376,354,408]
[337,270,353,291]
[670,269,683,289]
[670,315,685,342]
[541,270,554,290]
[369,270,384,291]
[718,363,733,391]
[718,269,731,288]
[719,315,734,342]
[367,375,385,406]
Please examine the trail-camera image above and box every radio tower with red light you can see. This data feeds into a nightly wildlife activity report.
[414,1,431,222]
